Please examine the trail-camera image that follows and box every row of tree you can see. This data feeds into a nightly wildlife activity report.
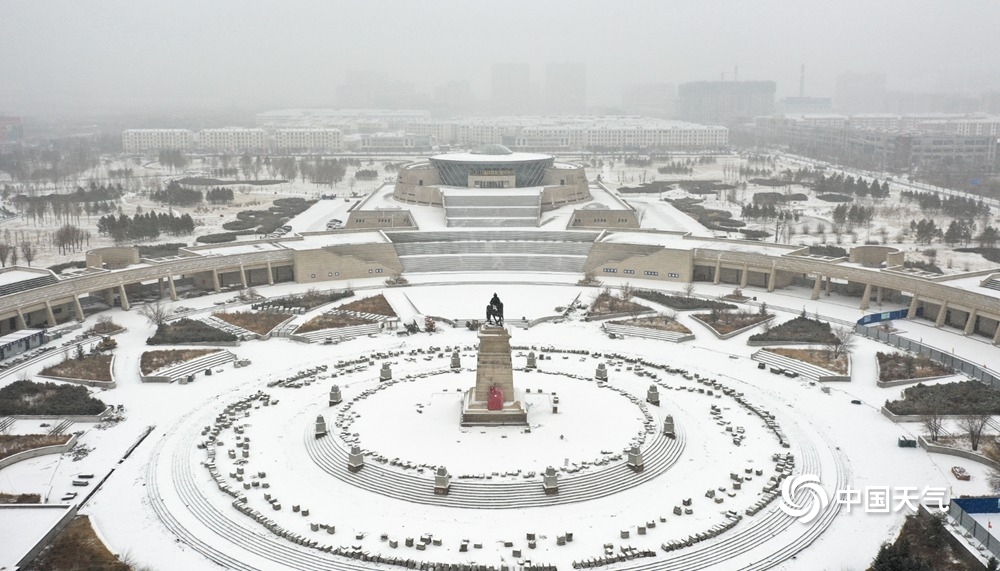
[96,212,195,243]
[0,241,38,267]
[815,173,891,199]
[740,203,785,222]
[0,142,101,184]
[900,190,991,219]
[831,204,876,229]
[205,187,235,204]
[6,182,124,226]
[53,223,91,255]
[657,161,696,175]
[151,182,203,206]
[158,149,188,172]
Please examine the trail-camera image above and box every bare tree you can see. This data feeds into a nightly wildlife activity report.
[958,413,992,452]
[987,468,1000,494]
[0,242,9,267]
[137,299,170,328]
[921,409,944,443]
[683,281,696,298]
[19,242,35,267]
[9,244,19,266]
[619,282,635,303]
[828,326,856,358]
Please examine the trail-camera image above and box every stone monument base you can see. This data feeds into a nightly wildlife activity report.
[460,390,528,427]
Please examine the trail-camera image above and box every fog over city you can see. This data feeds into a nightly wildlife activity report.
[2,0,999,115]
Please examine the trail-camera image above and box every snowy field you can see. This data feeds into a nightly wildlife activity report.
[0,273,996,570]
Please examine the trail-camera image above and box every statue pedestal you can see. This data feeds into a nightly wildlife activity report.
[460,390,528,426]
[460,325,528,427]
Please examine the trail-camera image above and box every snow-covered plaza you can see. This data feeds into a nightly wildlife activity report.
[2,272,996,570]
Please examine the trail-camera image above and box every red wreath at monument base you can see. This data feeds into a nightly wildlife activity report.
[487,385,503,411]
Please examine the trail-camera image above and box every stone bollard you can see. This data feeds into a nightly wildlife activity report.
[552,396,559,414]
[451,351,461,369]
[348,445,364,473]
[315,415,327,438]
[663,415,675,438]
[596,363,608,381]
[380,362,392,381]
[646,385,660,406]
[627,446,644,472]
[542,466,559,495]
[329,385,342,406]
[526,351,537,369]
[434,466,451,495]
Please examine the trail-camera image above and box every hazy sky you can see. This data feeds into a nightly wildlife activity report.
[2,0,999,115]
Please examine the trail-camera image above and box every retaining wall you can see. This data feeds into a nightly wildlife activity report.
[0,434,78,471]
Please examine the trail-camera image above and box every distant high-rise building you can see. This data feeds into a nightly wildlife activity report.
[491,63,532,115]
[778,96,833,114]
[677,81,775,125]
[834,73,886,113]
[0,116,22,144]
[982,92,1000,115]
[622,83,676,118]
[544,63,586,115]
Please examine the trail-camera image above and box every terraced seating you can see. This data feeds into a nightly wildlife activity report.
[390,230,596,273]
[292,322,381,344]
[750,349,846,381]
[385,230,601,243]
[983,278,1000,292]
[445,207,541,218]
[0,417,13,432]
[443,195,540,207]
[306,424,685,509]
[393,241,593,257]
[144,350,237,383]
[447,217,539,228]
[603,323,694,343]
[399,255,588,274]
[442,192,542,228]
[48,419,74,435]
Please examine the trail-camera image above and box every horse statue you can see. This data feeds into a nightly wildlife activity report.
[486,303,504,326]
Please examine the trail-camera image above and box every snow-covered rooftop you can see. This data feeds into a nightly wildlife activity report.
[0,505,74,570]
[431,151,552,163]
[278,231,388,249]
[189,242,286,256]
[0,268,53,287]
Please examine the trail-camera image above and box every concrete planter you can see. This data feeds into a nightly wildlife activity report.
[918,435,1000,470]
[35,354,116,389]
[584,310,657,323]
[746,339,827,347]
[147,339,240,347]
[6,406,112,423]
[691,314,774,340]
[0,434,78,471]
[752,349,851,382]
